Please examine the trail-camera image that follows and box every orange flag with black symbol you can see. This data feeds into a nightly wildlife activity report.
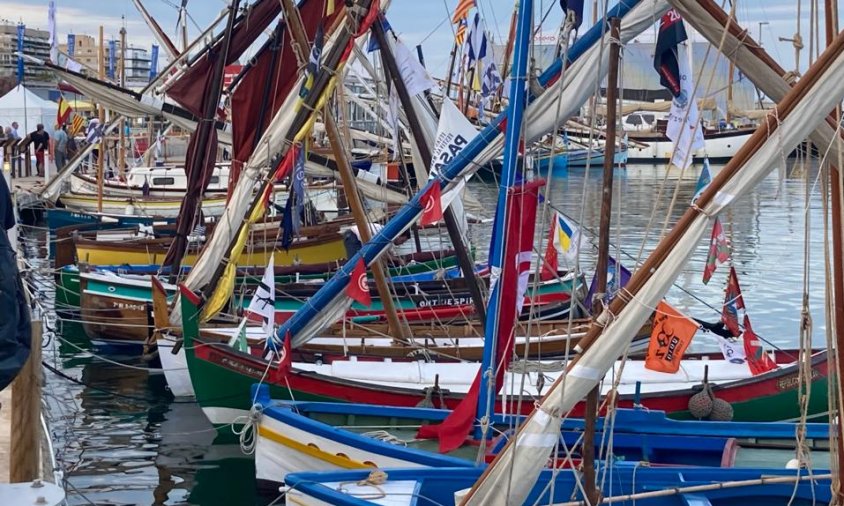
[645,301,701,373]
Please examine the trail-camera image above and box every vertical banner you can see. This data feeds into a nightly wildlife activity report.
[108,40,116,79]
[16,24,25,83]
[149,44,159,81]
[67,34,76,57]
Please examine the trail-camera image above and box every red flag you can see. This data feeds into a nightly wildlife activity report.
[645,301,700,374]
[722,266,745,337]
[703,218,730,284]
[276,331,292,377]
[419,183,444,226]
[742,315,777,375]
[417,179,544,452]
[540,220,558,281]
[346,258,371,307]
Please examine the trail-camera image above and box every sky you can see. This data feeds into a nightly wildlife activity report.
[0,0,838,81]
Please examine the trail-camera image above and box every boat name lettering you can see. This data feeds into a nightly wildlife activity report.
[776,369,820,391]
[417,296,472,308]
[210,352,264,379]
[111,302,146,312]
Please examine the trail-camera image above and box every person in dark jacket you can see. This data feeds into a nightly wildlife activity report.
[0,173,30,391]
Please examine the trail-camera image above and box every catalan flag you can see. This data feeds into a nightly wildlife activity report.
[451,0,475,23]
[455,18,468,45]
[69,114,85,136]
[56,96,72,126]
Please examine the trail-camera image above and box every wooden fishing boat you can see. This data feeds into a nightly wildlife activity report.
[283,466,830,505]
[81,268,585,345]
[251,392,830,490]
[178,292,824,429]
[58,192,232,218]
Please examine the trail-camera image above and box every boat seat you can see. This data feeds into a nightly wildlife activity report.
[681,494,713,506]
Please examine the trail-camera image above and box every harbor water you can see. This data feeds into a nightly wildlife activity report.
[34,161,830,505]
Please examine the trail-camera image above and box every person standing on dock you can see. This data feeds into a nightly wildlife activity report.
[52,125,68,171]
[8,122,21,177]
[29,125,50,177]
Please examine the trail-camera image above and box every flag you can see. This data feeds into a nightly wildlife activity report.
[69,114,84,136]
[653,10,687,98]
[245,255,276,340]
[346,258,371,307]
[466,13,501,99]
[541,211,581,277]
[717,336,746,364]
[584,256,632,312]
[742,315,777,375]
[298,22,324,101]
[149,44,159,81]
[66,34,76,57]
[455,18,468,45]
[560,0,585,30]
[722,266,745,337]
[56,96,72,126]
[417,179,543,452]
[108,40,116,79]
[394,39,436,97]
[702,217,730,284]
[366,18,392,52]
[419,183,443,226]
[466,13,487,69]
[48,1,58,63]
[645,301,700,373]
[451,0,475,23]
[692,157,712,203]
[16,24,24,84]
[292,144,306,234]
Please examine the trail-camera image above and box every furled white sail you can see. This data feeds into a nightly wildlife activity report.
[463,31,844,506]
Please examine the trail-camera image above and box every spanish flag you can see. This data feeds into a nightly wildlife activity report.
[57,96,72,126]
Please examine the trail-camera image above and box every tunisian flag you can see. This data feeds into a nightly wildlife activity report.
[417,179,544,452]
[346,258,371,307]
[419,182,444,226]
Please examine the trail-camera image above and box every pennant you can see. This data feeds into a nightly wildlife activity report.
[245,254,276,340]
[419,183,444,226]
[451,0,475,23]
[56,96,72,126]
[346,258,371,307]
[560,0,585,30]
[645,301,700,374]
[722,266,745,337]
[702,218,729,284]
[692,157,712,203]
[742,315,777,375]
[584,256,632,312]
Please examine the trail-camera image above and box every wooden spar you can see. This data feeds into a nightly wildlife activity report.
[278,0,409,342]
[179,1,189,53]
[444,41,459,100]
[370,18,488,327]
[118,26,127,181]
[823,0,844,501]
[583,17,621,506]
[325,113,410,341]
[573,22,844,358]
[495,6,518,112]
[163,0,241,278]
[196,0,371,305]
[97,25,105,213]
[131,0,180,59]
[463,67,476,115]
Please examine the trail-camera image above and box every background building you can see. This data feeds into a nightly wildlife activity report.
[59,34,154,89]
[0,23,53,83]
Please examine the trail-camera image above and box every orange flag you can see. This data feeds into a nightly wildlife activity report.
[645,301,700,374]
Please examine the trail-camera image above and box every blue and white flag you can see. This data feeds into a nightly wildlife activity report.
[692,157,712,203]
[66,34,76,57]
[16,24,24,83]
[466,13,487,69]
[108,40,116,79]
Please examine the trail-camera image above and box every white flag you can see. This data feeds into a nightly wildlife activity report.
[430,98,479,176]
[246,254,276,340]
[666,42,704,169]
[394,39,436,97]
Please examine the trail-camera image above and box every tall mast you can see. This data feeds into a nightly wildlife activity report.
[118,25,127,181]
[370,18,488,326]
[278,0,410,342]
[163,0,240,276]
[494,4,518,113]
[582,17,621,505]
[97,25,105,213]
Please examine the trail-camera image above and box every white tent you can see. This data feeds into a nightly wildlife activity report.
[0,86,58,135]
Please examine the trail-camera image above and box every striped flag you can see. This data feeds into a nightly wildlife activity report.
[56,96,72,126]
[455,18,468,45]
[69,114,84,136]
[702,217,730,285]
[451,0,475,23]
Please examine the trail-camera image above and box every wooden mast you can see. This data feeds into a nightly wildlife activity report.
[118,25,127,181]
[371,18,488,325]
[97,25,105,213]
[278,0,410,342]
[494,5,518,113]
[582,17,621,505]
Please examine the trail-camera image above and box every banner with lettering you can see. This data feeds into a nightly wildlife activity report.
[645,301,700,373]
